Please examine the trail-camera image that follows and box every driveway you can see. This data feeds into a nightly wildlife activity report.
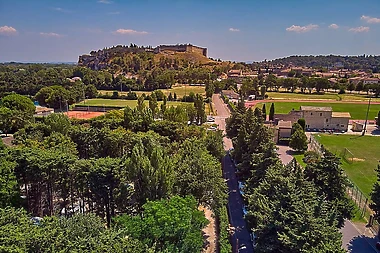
[213,94,253,253]
[276,145,294,165]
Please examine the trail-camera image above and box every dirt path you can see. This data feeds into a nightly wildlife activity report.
[200,206,216,253]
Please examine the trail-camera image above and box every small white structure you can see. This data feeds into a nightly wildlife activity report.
[34,106,54,117]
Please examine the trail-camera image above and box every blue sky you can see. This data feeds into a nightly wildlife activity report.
[0,0,380,62]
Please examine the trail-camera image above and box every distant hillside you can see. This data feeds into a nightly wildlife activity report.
[264,55,380,71]
[78,44,216,73]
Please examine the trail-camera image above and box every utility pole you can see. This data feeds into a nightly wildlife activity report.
[362,96,372,136]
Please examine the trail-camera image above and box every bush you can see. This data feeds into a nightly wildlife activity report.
[338,88,346,94]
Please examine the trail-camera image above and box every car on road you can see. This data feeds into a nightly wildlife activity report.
[207,116,215,122]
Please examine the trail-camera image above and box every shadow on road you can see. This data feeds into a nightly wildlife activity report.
[348,235,378,253]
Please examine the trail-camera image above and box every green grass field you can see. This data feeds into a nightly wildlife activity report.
[99,85,205,98]
[267,90,380,102]
[255,101,380,120]
[314,134,380,197]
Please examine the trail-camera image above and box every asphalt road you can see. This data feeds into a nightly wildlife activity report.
[213,94,253,253]
[340,220,378,253]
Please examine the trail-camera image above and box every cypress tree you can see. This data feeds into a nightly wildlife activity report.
[262,104,267,121]
[269,103,275,121]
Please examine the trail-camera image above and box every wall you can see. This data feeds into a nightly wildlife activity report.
[301,110,332,129]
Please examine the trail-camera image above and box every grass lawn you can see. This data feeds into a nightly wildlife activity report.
[314,134,380,197]
[267,91,380,102]
[255,101,380,120]
[292,153,307,167]
[99,85,205,98]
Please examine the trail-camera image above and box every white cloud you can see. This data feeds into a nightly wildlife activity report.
[52,7,71,13]
[286,24,319,33]
[348,26,370,33]
[98,0,112,3]
[40,32,63,37]
[0,25,17,35]
[229,28,240,32]
[328,23,339,29]
[361,15,380,24]
[113,29,148,35]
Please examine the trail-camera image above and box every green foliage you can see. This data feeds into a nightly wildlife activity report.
[0,207,147,253]
[44,113,71,135]
[269,102,275,121]
[370,165,380,222]
[289,123,308,152]
[304,152,354,227]
[246,165,345,253]
[0,106,13,135]
[114,195,208,253]
[174,139,227,209]
[297,118,306,131]
[1,93,35,115]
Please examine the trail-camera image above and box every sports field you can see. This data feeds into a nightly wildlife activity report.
[99,85,205,98]
[255,101,380,120]
[77,99,191,108]
[314,134,380,197]
[267,91,380,102]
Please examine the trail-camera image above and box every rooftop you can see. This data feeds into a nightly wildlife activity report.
[300,106,332,112]
[332,112,351,118]
[278,120,292,129]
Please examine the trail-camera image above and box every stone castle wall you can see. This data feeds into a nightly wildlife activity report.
[154,44,207,57]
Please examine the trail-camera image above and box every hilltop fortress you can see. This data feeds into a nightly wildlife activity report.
[78,44,207,70]
[153,44,207,57]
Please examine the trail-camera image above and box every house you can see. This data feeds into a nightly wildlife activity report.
[275,106,351,131]
[34,106,54,117]
[300,106,350,131]
[277,120,292,139]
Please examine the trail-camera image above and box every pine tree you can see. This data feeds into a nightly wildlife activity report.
[269,103,275,121]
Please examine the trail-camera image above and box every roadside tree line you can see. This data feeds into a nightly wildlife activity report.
[226,100,354,252]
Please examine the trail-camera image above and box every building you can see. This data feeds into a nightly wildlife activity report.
[275,106,350,131]
[352,121,364,132]
[301,106,350,131]
[34,106,54,117]
[153,44,207,57]
[277,120,292,139]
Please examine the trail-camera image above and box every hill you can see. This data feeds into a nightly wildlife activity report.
[78,44,216,72]
[263,55,380,71]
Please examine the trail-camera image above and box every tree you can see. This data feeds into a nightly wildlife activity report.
[1,94,35,116]
[269,103,275,121]
[136,95,145,112]
[0,107,13,136]
[304,152,354,227]
[370,165,380,222]
[148,93,158,118]
[260,85,266,98]
[245,165,345,253]
[114,196,208,253]
[289,122,308,152]
[174,93,177,101]
[262,104,267,121]
[44,113,71,135]
[297,118,306,131]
